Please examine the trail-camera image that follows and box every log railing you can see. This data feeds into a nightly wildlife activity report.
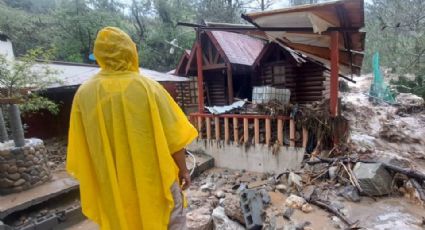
[189,113,308,148]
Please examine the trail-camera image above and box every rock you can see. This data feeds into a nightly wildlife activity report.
[186,207,213,230]
[288,172,302,188]
[260,189,271,205]
[301,203,313,213]
[331,216,344,229]
[212,207,245,230]
[353,162,392,196]
[275,216,285,230]
[328,166,338,180]
[14,179,26,186]
[222,194,245,225]
[283,207,294,220]
[276,184,287,193]
[285,194,306,209]
[396,93,424,114]
[200,183,216,192]
[8,173,21,181]
[301,185,316,201]
[337,185,361,202]
[7,165,18,174]
[215,190,225,199]
[248,180,268,189]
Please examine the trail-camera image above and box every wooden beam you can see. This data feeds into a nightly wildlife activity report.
[206,117,211,140]
[243,118,249,143]
[197,116,203,139]
[233,117,239,143]
[254,118,260,145]
[215,117,220,140]
[196,33,205,113]
[265,118,271,145]
[302,127,308,148]
[290,119,295,147]
[224,117,229,143]
[227,65,234,104]
[202,63,226,71]
[208,42,213,64]
[277,119,283,145]
[330,31,339,117]
[202,53,210,65]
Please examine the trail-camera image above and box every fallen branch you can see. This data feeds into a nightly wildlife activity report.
[307,157,425,182]
[310,199,358,227]
[411,179,425,202]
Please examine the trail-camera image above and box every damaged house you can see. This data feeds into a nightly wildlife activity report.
[174,0,365,172]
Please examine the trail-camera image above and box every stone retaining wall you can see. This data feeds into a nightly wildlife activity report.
[0,139,51,195]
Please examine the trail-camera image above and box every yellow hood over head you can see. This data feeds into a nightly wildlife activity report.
[94,27,139,72]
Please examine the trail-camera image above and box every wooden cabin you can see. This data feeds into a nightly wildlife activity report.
[253,42,330,104]
[174,31,264,111]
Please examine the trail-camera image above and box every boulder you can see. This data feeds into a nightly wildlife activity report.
[186,207,213,230]
[222,194,245,225]
[285,194,306,209]
[353,162,392,196]
[212,207,245,230]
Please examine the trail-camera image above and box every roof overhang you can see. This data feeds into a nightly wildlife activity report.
[242,0,365,76]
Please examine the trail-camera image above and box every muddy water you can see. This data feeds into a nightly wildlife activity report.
[345,197,424,230]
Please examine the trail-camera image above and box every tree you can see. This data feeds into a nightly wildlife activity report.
[364,0,425,99]
[290,0,318,6]
[0,49,60,147]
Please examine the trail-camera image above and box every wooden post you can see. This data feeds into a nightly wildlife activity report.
[196,31,205,113]
[197,116,203,139]
[265,118,271,145]
[243,118,249,143]
[215,117,220,140]
[302,127,308,148]
[254,118,260,144]
[227,65,234,104]
[330,31,339,117]
[233,117,238,143]
[290,119,295,147]
[206,117,211,140]
[277,119,283,145]
[224,117,229,143]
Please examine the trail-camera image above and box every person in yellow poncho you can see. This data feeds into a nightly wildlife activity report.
[66,27,198,230]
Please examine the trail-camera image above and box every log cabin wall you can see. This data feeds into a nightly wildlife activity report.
[254,43,329,104]
[293,62,329,104]
[176,76,198,113]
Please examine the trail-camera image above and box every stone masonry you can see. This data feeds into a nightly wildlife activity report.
[0,139,51,195]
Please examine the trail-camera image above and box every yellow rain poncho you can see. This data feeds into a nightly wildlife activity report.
[66,27,198,229]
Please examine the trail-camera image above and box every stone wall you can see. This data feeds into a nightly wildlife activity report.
[0,139,51,195]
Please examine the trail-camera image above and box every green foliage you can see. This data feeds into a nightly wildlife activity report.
[0,49,62,114]
[364,0,425,99]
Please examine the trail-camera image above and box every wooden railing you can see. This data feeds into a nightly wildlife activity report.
[189,113,308,148]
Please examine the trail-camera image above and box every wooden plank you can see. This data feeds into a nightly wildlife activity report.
[277,119,283,145]
[302,127,308,148]
[197,116,203,139]
[227,65,234,104]
[202,53,210,65]
[265,118,271,145]
[290,119,295,147]
[243,118,249,143]
[254,118,260,145]
[330,31,339,117]
[215,117,220,140]
[206,117,211,140]
[196,36,204,113]
[233,117,239,143]
[224,117,229,142]
[202,63,226,71]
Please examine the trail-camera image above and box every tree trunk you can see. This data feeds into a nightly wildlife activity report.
[8,104,25,147]
[0,107,8,142]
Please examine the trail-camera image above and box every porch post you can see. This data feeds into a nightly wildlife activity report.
[330,31,339,117]
[196,30,205,113]
[226,65,234,104]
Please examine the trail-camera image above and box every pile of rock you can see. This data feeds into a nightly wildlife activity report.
[44,138,67,171]
[0,139,51,194]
